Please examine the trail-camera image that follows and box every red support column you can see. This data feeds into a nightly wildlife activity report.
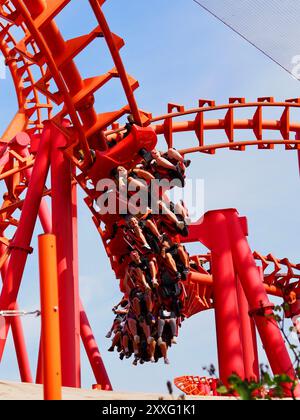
[225,209,300,395]
[236,276,260,382]
[0,249,33,383]
[36,339,43,385]
[0,123,52,360]
[15,135,52,235]
[50,121,81,388]
[80,301,112,390]
[203,212,245,384]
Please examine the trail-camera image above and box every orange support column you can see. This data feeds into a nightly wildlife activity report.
[38,234,62,401]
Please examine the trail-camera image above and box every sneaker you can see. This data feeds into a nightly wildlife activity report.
[177,221,185,231]
[175,272,182,281]
[146,313,155,325]
[152,279,159,289]
[172,337,178,345]
[182,269,190,280]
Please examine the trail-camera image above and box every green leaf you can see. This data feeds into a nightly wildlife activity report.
[217,385,228,395]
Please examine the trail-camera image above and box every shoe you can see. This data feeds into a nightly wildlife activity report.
[164,358,170,365]
[172,337,178,345]
[146,313,155,325]
[182,269,190,280]
[152,279,159,289]
[177,221,185,231]
[105,331,112,339]
[133,358,138,366]
[184,160,191,168]
[175,272,182,281]
[119,353,125,360]
[150,357,155,363]
[108,346,114,352]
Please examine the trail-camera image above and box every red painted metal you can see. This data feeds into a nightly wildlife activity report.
[0,0,298,400]
[0,245,32,383]
[236,277,260,382]
[225,209,299,395]
[0,122,52,360]
[50,121,81,388]
[80,301,112,391]
[201,211,245,384]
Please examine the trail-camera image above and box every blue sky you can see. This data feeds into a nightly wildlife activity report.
[0,0,300,395]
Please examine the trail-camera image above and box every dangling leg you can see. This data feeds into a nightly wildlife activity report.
[149,258,159,288]
[165,253,180,276]
[127,318,140,346]
[132,224,151,249]
[132,297,142,317]
[144,290,153,313]
[157,338,169,365]
[159,201,185,231]
[145,219,163,241]
[178,245,190,279]
[169,318,178,344]
[122,334,130,357]
[157,318,166,339]
[108,330,121,352]
[140,319,153,341]
[148,339,156,363]
[167,148,191,168]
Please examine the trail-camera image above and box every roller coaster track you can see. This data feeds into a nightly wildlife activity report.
[106,97,300,153]
[0,1,298,327]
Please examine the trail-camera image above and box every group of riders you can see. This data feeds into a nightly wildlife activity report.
[95,125,194,365]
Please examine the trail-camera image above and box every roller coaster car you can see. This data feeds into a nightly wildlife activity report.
[87,125,158,185]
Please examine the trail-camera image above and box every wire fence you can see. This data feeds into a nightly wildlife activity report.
[193,0,300,80]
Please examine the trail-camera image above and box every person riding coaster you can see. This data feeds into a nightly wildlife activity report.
[121,216,152,253]
[106,300,129,352]
[159,237,190,280]
[139,148,190,187]
[158,269,186,318]
[154,200,189,237]
[123,255,156,341]
[156,305,179,365]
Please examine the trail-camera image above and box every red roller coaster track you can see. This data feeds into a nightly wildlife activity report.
[0,0,299,399]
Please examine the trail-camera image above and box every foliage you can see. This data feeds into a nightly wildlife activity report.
[208,305,300,400]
